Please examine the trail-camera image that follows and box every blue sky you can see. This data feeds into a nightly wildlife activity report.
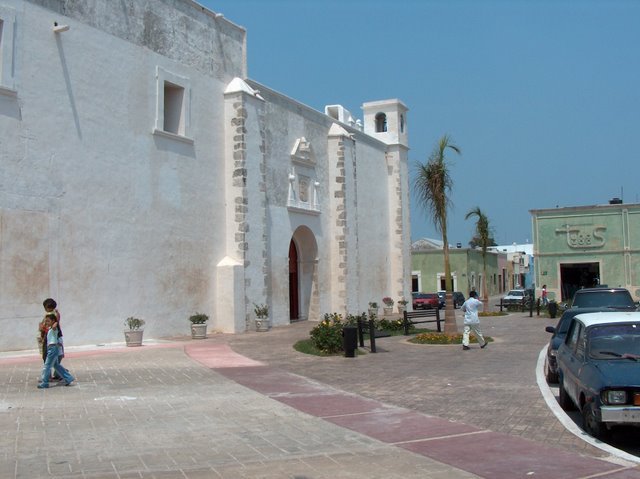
[200,0,640,246]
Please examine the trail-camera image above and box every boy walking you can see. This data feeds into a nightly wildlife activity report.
[461,291,488,350]
[38,316,74,389]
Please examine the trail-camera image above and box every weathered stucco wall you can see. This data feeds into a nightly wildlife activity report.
[1,0,411,351]
[532,203,640,301]
[0,0,244,350]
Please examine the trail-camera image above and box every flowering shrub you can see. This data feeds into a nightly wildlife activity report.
[410,332,484,345]
[382,297,394,306]
[378,318,404,331]
[397,298,408,306]
[310,313,345,354]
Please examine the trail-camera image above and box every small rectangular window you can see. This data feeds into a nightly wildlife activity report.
[163,81,185,135]
[0,7,18,96]
[153,66,192,143]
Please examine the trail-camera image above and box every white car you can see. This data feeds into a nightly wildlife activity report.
[502,289,528,306]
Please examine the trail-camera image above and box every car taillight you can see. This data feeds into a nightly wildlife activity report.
[635,393,640,406]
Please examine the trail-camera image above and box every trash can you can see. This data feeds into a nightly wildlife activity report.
[548,301,558,319]
[342,325,357,358]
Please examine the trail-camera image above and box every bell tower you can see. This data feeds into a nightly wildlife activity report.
[362,99,408,147]
[362,98,411,308]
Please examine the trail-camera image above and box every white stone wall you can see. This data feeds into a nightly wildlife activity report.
[251,82,409,320]
[0,0,244,350]
[0,0,410,352]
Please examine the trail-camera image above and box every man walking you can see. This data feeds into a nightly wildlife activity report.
[461,290,488,350]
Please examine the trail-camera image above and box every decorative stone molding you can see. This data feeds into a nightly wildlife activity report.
[555,224,606,249]
[287,139,320,214]
[291,137,315,165]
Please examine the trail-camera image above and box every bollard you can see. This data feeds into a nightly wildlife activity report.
[343,325,357,358]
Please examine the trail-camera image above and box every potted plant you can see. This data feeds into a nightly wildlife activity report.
[253,303,269,332]
[368,301,379,317]
[397,298,408,314]
[189,312,209,339]
[382,297,394,315]
[124,317,145,347]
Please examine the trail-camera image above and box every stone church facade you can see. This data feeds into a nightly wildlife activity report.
[0,0,411,351]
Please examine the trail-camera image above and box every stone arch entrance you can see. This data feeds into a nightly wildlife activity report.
[288,226,318,322]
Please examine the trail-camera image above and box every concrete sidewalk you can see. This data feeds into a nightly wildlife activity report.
[1,309,639,478]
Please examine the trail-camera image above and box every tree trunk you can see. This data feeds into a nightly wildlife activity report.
[442,228,457,333]
[481,252,489,311]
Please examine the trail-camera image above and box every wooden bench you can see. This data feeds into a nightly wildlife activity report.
[356,317,391,353]
[403,309,442,334]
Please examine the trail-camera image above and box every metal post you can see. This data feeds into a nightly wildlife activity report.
[368,318,377,353]
[357,318,365,347]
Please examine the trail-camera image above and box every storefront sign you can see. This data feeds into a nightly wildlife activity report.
[555,224,606,249]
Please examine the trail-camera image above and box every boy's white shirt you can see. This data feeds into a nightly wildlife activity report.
[462,297,483,324]
[46,327,59,347]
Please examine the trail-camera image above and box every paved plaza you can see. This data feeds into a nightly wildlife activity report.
[1,308,639,478]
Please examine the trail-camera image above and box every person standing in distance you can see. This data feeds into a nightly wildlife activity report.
[461,290,488,350]
[541,285,548,306]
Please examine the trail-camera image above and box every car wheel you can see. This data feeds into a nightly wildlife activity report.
[558,381,575,410]
[582,402,609,440]
[544,359,558,384]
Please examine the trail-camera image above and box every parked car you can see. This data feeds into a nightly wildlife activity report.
[453,292,465,309]
[544,307,616,383]
[570,287,638,311]
[437,291,466,309]
[437,291,446,309]
[501,289,530,307]
[555,311,640,439]
[412,292,439,310]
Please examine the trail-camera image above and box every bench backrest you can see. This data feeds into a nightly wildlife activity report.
[404,310,438,319]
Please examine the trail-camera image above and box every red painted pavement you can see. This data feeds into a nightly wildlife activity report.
[198,345,640,479]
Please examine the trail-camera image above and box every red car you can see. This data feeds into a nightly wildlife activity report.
[412,293,439,310]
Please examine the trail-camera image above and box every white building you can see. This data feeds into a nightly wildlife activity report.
[0,0,411,351]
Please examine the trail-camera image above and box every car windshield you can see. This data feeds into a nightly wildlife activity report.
[572,291,635,309]
[508,291,524,297]
[588,323,640,360]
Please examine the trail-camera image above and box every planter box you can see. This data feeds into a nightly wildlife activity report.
[190,323,207,339]
[255,318,269,332]
[124,329,143,347]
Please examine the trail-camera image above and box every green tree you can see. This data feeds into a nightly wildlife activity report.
[468,235,496,249]
[413,134,460,333]
[465,207,492,306]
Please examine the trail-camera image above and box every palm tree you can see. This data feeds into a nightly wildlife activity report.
[413,134,460,333]
[465,207,491,308]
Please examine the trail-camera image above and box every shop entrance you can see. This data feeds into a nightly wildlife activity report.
[559,262,600,301]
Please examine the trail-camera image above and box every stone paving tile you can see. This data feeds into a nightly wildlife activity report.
[219,310,614,459]
[2,304,639,478]
[1,345,483,479]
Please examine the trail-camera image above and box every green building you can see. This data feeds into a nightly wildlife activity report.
[531,200,640,302]
[411,239,505,297]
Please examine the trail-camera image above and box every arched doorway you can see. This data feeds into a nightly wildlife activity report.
[288,226,318,323]
[289,240,299,321]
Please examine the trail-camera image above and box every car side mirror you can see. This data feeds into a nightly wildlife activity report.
[545,326,556,334]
